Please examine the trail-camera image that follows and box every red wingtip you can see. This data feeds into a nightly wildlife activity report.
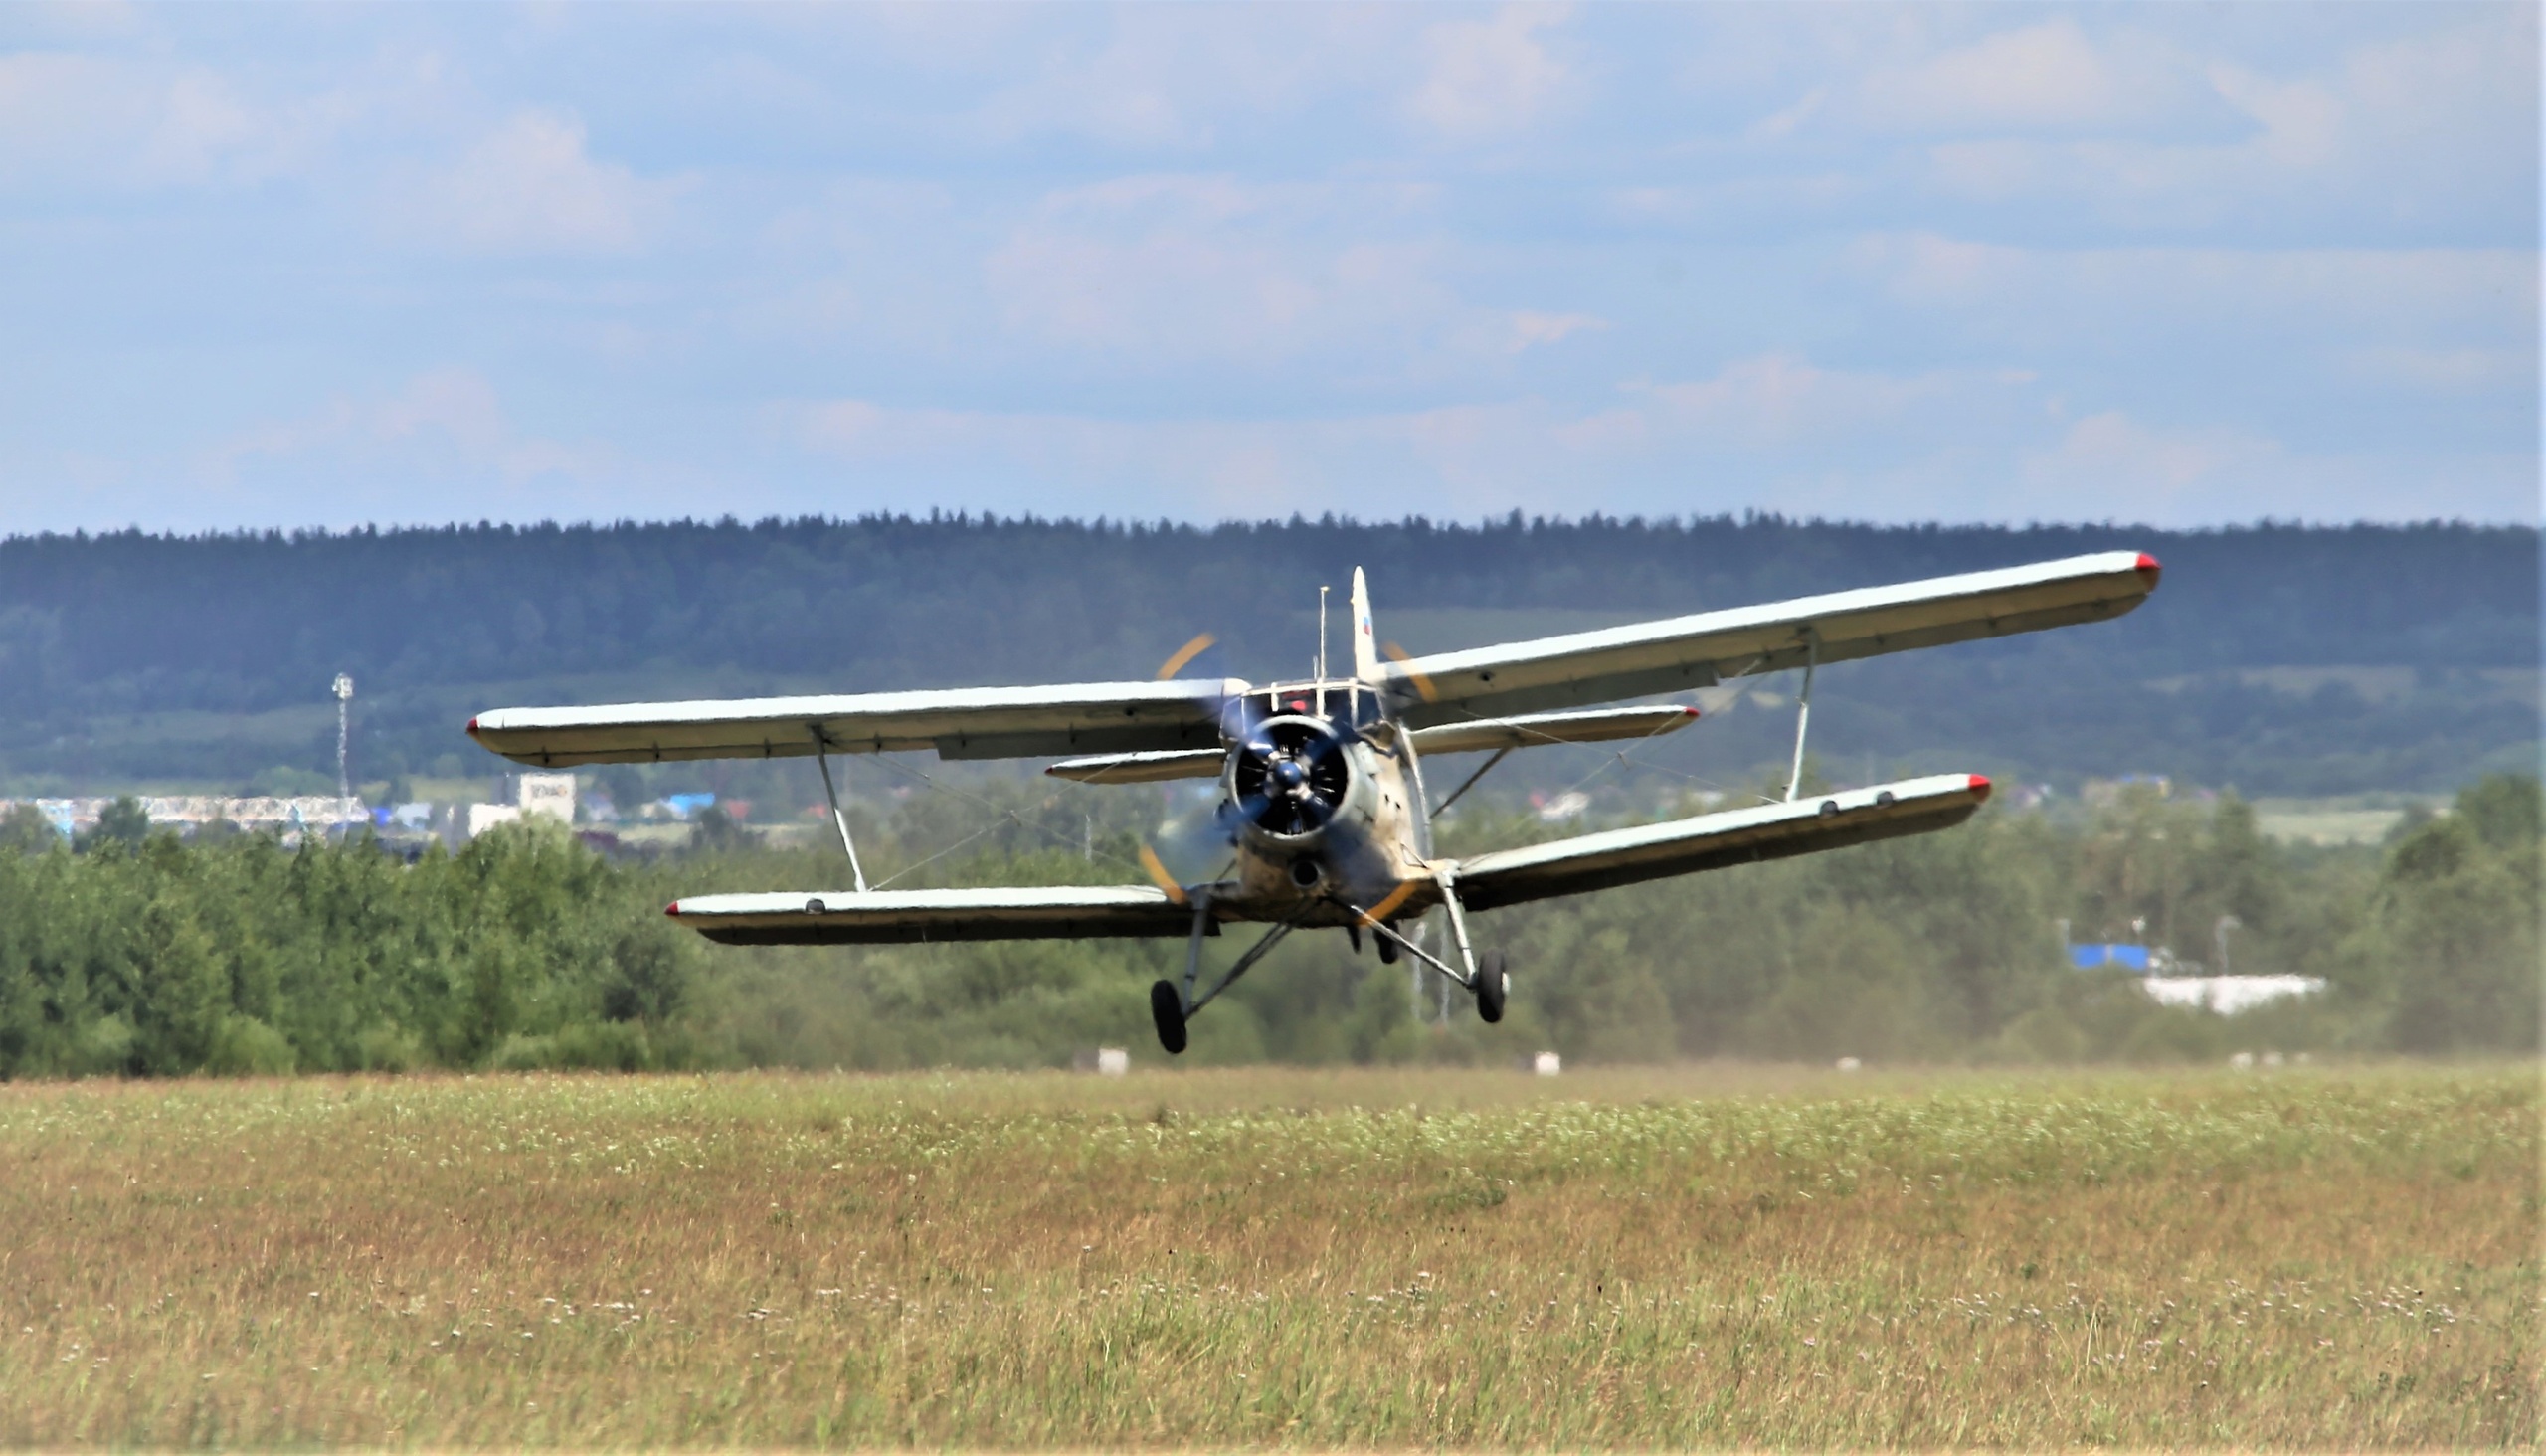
[2134,552,2162,584]
[664,901,681,918]
[465,716,480,736]
[1967,774,1993,802]
[1684,704,1703,719]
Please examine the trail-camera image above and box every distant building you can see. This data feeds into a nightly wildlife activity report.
[515,772,576,823]
[2142,976,2326,1014]
[11,796,365,836]
[466,804,522,838]
[2082,774,2172,807]
[2070,943,2154,972]
[1534,791,1590,822]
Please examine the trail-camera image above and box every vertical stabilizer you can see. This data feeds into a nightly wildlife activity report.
[1351,567,1381,683]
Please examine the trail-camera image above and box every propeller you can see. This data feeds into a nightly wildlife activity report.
[1380,642,1438,706]
[1228,714,1351,839]
[1136,630,1248,892]
[1138,842,1189,906]
[1156,633,1219,681]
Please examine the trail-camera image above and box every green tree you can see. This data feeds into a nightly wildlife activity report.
[0,803,57,855]
[2368,776,2540,1054]
[80,796,150,852]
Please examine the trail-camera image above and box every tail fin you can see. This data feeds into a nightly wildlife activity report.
[1351,567,1381,683]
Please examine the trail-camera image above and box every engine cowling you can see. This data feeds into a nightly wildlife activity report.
[1227,715,1351,841]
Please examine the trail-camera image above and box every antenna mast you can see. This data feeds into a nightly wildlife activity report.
[333,673,354,808]
[1317,585,1330,680]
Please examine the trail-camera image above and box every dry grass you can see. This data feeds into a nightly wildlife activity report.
[0,1063,2534,1448]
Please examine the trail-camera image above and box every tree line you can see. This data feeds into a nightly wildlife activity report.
[0,773,2532,1078]
[0,514,2533,796]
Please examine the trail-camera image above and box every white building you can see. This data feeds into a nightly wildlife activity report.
[515,772,577,823]
[2140,976,2326,1014]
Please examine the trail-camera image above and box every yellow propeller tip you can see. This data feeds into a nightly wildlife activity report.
[1156,633,1217,681]
[1138,842,1188,905]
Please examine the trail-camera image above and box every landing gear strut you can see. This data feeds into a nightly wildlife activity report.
[1356,876,1511,1025]
[1154,895,1295,1055]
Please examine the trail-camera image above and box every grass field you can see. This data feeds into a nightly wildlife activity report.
[0,1064,2534,1448]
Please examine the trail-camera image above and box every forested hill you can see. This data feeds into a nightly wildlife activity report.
[0,515,2533,797]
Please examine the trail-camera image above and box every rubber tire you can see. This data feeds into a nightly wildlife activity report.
[1475,948,1509,1023]
[1150,980,1189,1056]
[1375,929,1398,965]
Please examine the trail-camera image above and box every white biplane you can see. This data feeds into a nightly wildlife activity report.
[469,551,2160,1052]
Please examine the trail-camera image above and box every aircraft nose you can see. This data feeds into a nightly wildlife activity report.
[1272,759,1307,790]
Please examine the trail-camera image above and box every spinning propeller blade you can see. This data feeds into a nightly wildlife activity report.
[1381,642,1437,705]
[1156,633,1218,680]
[1138,842,1189,906]
[1352,879,1419,929]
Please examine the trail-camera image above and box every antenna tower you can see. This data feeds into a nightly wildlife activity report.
[333,673,355,807]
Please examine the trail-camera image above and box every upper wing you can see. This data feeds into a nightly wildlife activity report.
[1384,551,2158,725]
[1453,774,1993,911]
[468,678,1248,768]
[665,885,1199,946]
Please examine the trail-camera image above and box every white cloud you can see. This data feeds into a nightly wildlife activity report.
[1745,87,1827,142]
[1506,310,1606,352]
[1853,233,2537,362]
[2340,346,2528,392]
[206,369,600,488]
[0,5,2531,533]
[405,110,676,254]
[971,9,1389,149]
[0,51,332,188]
[1407,4,1572,138]
[784,347,2531,528]
[1862,21,2133,132]
[1901,12,2537,227]
[983,175,1460,366]
[791,354,2027,519]
[2023,410,2283,511]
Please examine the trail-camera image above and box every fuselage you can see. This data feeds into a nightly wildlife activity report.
[1207,678,1438,926]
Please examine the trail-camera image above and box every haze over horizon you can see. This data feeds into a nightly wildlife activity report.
[2,2,2535,535]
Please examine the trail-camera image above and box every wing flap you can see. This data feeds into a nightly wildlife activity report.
[1454,774,1993,910]
[469,678,1247,768]
[1387,552,2158,724]
[1044,749,1225,784]
[1406,704,1701,757]
[665,885,1202,946]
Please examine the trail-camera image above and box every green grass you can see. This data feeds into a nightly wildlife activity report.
[0,1063,2534,1447]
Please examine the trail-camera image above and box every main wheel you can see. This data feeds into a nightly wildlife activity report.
[1149,980,1189,1055]
[1475,949,1509,1023]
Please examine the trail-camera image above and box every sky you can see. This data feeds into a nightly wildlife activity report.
[0,1,2536,534]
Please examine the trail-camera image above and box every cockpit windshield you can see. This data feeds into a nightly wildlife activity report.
[1242,680,1383,734]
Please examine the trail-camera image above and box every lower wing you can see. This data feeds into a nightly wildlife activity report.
[664,884,1201,945]
[1452,774,1993,911]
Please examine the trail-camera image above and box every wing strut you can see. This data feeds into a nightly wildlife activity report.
[1783,630,1818,803]
[1430,748,1510,821]
[813,736,869,893]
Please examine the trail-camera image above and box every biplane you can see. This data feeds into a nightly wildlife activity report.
[469,551,2160,1052]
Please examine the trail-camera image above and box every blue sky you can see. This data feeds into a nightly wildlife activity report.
[1,2,2534,533]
